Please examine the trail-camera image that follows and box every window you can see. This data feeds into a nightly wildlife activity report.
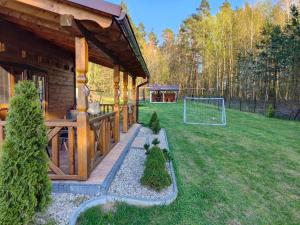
[0,66,10,104]
[28,72,46,114]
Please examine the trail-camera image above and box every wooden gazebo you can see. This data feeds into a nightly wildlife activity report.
[0,0,149,181]
[149,85,179,103]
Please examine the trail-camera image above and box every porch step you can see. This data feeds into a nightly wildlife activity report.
[52,123,141,195]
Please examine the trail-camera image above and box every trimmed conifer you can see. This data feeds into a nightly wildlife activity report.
[149,111,158,126]
[151,119,161,134]
[149,112,161,134]
[141,147,171,191]
[0,81,51,225]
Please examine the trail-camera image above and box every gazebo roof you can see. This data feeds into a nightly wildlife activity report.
[148,85,179,91]
[0,0,149,78]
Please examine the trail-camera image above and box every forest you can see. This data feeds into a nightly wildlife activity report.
[88,0,300,119]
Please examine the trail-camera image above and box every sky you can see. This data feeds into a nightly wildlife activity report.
[109,0,246,41]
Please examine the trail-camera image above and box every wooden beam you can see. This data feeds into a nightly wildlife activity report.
[60,14,82,37]
[122,72,129,133]
[75,20,118,65]
[113,65,120,142]
[9,0,113,28]
[75,37,90,180]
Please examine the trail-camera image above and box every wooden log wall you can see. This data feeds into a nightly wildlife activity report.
[0,20,75,120]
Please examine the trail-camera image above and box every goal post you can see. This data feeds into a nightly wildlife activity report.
[183,97,226,126]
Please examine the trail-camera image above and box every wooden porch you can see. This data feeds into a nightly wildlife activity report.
[0,102,136,181]
[0,0,149,181]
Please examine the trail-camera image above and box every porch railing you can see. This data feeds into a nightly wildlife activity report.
[45,120,78,180]
[100,104,114,114]
[89,112,117,170]
[0,105,133,181]
[0,120,80,180]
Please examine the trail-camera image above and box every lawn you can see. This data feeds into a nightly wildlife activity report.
[78,103,300,225]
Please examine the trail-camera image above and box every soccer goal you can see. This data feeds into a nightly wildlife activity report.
[183,97,226,126]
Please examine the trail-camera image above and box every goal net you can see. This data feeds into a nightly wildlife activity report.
[183,97,226,126]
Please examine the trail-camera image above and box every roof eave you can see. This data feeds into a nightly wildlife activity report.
[63,0,122,17]
[116,13,150,78]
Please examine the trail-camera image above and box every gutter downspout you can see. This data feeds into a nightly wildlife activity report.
[136,79,149,122]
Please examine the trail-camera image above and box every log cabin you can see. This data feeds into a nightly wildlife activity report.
[0,0,150,181]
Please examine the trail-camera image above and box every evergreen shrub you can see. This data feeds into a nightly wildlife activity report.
[148,111,158,126]
[266,104,275,118]
[152,138,160,146]
[144,144,150,155]
[148,112,161,134]
[0,81,51,225]
[141,147,171,191]
[151,119,161,134]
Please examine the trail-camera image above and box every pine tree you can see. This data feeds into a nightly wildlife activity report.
[0,81,51,225]
[197,0,210,18]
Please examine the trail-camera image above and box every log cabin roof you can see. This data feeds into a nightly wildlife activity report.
[0,0,149,78]
[148,85,180,91]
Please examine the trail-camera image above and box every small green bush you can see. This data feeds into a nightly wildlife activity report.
[149,111,158,126]
[0,81,51,225]
[266,104,275,118]
[149,112,161,134]
[152,138,160,146]
[151,119,161,134]
[144,144,150,155]
[141,147,171,191]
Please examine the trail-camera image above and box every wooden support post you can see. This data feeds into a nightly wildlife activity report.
[9,74,15,98]
[123,72,129,132]
[68,127,75,175]
[113,65,120,142]
[75,37,90,180]
[132,76,137,123]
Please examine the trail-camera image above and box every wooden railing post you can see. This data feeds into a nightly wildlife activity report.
[75,37,90,180]
[89,127,95,162]
[68,127,75,175]
[123,72,129,132]
[52,134,59,167]
[132,76,137,123]
[113,65,120,142]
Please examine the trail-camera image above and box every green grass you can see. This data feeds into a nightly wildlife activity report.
[78,103,300,225]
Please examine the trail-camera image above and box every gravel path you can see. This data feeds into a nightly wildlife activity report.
[34,127,173,224]
[34,193,90,225]
[108,128,173,200]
